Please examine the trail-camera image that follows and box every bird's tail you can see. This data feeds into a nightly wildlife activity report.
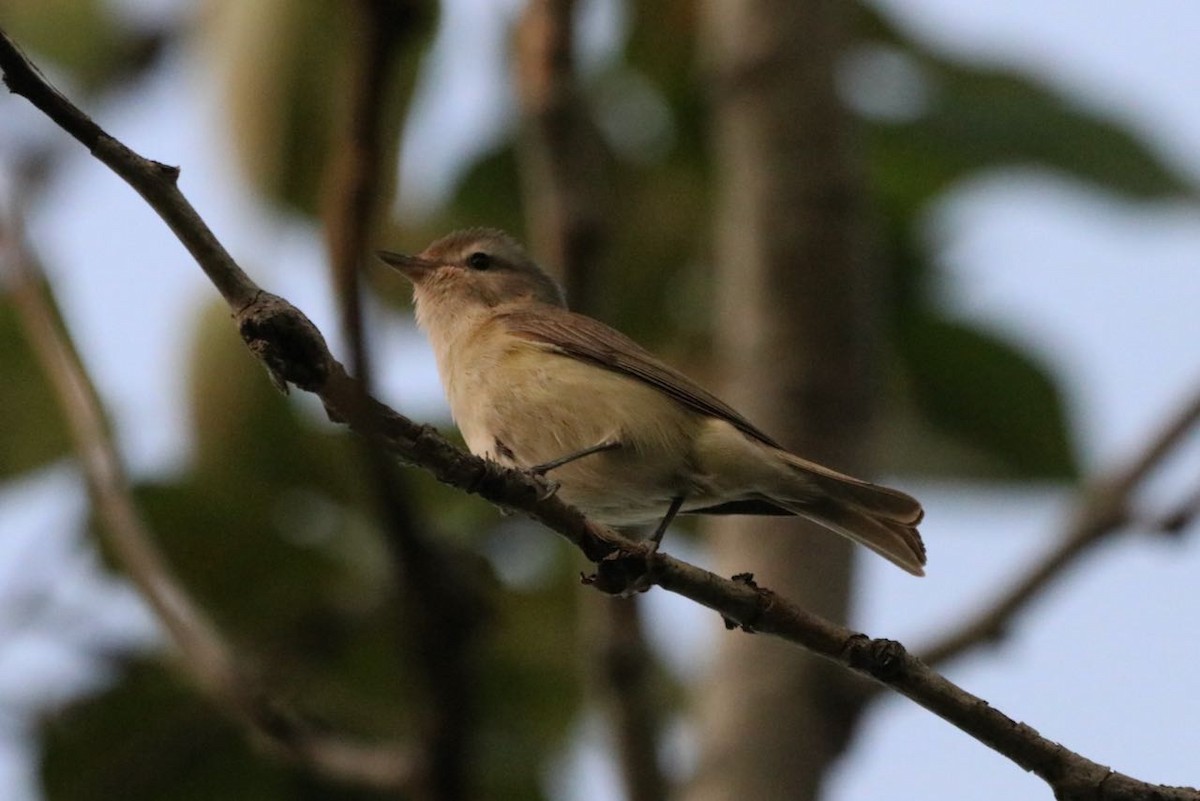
[770,452,926,576]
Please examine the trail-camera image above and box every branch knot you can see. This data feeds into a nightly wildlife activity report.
[721,572,771,632]
[236,292,333,393]
[845,635,909,681]
[583,544,657,596]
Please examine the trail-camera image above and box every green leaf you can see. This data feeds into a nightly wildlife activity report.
[899,313,1078,479]
[858,5,1187,210]
[0,291,74,478]
[41,661,383,801]
[187,300,358,498]
[200,0,435,216]
[0,0,125,90]
[854,6,1182,481]
[867,62,1188,214]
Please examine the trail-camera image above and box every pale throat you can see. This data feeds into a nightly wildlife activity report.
[414,292,496,394]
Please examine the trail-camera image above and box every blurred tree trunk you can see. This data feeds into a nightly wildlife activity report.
[515,4,667,801]
[684,2,877,801]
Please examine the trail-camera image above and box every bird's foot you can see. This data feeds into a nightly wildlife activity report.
[528,473,561,501]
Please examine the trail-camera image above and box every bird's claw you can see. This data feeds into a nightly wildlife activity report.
[521,469,560,500]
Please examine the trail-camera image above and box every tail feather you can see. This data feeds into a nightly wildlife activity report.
[782,453,923,526]
[774,496,926,576]
[773,452,927,575]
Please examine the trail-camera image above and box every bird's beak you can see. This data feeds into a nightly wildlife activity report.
[377,250,437,283]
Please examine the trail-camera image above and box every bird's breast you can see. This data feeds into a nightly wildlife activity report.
[436,329,711,526]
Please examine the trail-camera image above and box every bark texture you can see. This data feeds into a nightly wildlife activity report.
[685,2,876,800]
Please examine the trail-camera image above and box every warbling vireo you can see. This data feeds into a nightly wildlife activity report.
[379,229,926,575]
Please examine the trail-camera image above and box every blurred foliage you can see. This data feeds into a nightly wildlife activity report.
[473,542,588,801]
[1,0,172,93]
[856,3,1185,478]
[201,0,435,218]
[126,303,417,735]
[901,313,1076,478]
[0,0,1191,797]
[35,297,590,799]
[862,50,1185,210]
[0,0,124,89]
[0,287,74,478]
[41,661,385,801]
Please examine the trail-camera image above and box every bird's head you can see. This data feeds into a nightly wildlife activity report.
[379,229,566,319]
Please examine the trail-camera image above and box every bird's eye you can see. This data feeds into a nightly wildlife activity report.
[466,252,492,271]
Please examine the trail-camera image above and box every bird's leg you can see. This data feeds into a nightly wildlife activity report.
[529,439,622,475]
[649,496,685,550]
[493,437,556,501]
[505,439,622,501]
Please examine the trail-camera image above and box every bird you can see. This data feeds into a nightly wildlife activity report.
[378,228,926,575]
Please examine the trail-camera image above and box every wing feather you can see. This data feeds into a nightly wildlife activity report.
[498,307,783,449]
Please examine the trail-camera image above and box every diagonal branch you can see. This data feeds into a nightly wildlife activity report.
[1156,474,1200,535]
[920,386,1200,668]
[0,39,258,312]
[0,210,417,791]
[2,28,1196,801]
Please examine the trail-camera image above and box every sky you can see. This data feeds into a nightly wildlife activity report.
[2,0,1200,799]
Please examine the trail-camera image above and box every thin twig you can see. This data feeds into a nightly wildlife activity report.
[1156,476,1200,535]
[0,212,417,791]
[3,27,1197,801]
[919,386,1200,668]
[1,226,231,696]
[0,37,257,311]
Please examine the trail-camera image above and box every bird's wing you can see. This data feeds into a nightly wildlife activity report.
[498,307,784,449]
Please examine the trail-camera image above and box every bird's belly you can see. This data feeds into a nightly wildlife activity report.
[447,346,702,527]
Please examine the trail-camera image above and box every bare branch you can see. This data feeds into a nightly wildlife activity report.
[920,386,1200,668]
[0,36,257,310]
[1156,476,1200,535]
[0,211,418,791]
[3,27,1196,801]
